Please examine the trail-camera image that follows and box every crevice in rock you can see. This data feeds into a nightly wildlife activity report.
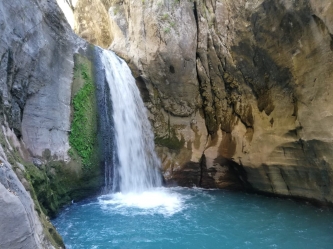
[65,0,74,11]
[312,14,328,32]
[193,1,198,27]
[280,168,291,194]
[233,158,251,189]
[291,93,298,117]
[196,59,217,135]
[169,65,175,74]
[263,164,274,193]
[310,13,333,49]
[5,49,14,88]
[232,109,253,130]
[266,173,274,193]
[135,76,150,102]
[298,138,305,153]
[194,2,221,136]
[198,153,205,187]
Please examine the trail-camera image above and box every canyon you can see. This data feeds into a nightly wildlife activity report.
[0,0,332,247]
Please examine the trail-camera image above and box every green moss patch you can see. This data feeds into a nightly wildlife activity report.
[155,129,185,151]
[23,54,101,218]
[25,162,71,217]
[23,165,65,248]
[0,52,103,248]
[0,133,65,247]
[25,159,100,218]
[69,56,98,170]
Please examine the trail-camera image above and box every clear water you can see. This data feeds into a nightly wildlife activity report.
[53,187,333,249]
[62,50,333,249]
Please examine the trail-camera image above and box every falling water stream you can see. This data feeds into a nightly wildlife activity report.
[100,50,162,193]
[53,50,333,248]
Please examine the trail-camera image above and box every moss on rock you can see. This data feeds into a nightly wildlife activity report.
[155,129,185,151]
[23,53,102,218]
[0,132,65,248]
[25,159,100,218]
[24,170,65,248]
[70,54,98,170]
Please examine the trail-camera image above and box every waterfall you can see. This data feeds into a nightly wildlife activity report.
[100,50,162,193]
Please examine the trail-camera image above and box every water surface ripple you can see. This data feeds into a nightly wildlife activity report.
[53,188,333,249]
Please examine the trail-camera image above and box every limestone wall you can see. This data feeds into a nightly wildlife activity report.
[73,0,333,204]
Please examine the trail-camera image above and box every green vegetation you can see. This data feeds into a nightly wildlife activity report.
[25,162,68,217]
[0,132,65,247]
[21,54,101,219]
[155,127,185,151]
[69,60,98,170]
[25,159,100,218]
[161,13,169,20]
[164,27,171,33]
[113,6,119,15]
[0,52,102,247]
[25,174,65,248]
[25,54,101,219]
[155,135,184,151]
[160,13,177,34]
[24,158,97,247]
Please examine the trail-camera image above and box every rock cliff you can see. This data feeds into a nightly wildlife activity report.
[0,0,332,246]
[0,0,103,247]
[0,133,63,248]
[73,0,333,204]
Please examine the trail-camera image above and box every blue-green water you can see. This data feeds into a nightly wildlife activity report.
[53,188,333,249]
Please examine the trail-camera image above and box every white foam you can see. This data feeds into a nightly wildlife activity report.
[98,188,187,216]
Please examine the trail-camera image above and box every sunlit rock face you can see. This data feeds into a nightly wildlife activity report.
[72,0,333,203]
[192,0,333,203]
[104,0,207,187]
[74,0,113,48]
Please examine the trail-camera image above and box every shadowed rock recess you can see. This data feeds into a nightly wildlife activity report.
[73,0,333,204]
